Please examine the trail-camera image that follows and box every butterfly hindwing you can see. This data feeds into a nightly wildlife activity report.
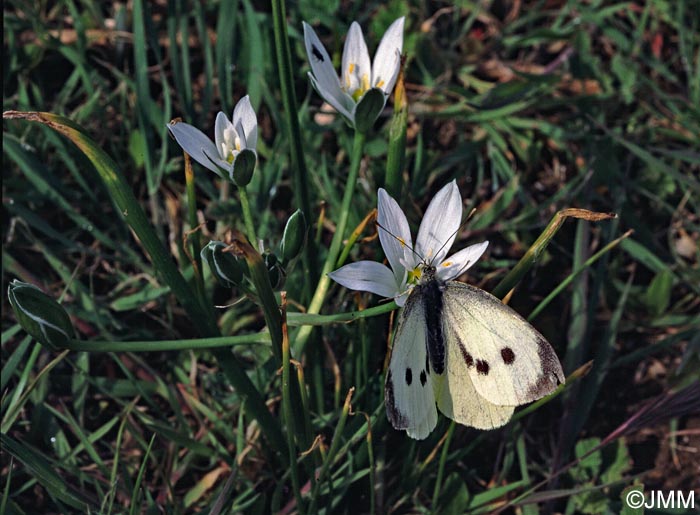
[385,293,437,440]
[432,352,515,430]
[441,282,565,407]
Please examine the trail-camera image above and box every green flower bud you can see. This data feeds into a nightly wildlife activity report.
[7,280,75,350]
[354,88,386,133]
[201,241,246,287]
[280,209,307,262]
[231,149,256,187]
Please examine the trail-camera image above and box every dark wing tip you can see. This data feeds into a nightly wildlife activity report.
[385,370,409,428]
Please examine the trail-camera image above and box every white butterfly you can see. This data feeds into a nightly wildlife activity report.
[329,181,565,439]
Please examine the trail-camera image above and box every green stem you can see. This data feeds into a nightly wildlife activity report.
[238,186,258,245]
[281,295,305,514]
[46,303,398,354]
[58,333,270,353]
[232,235,284,364]
[293,130,366,354]
[270,0,316,290]
[270,0,311,220]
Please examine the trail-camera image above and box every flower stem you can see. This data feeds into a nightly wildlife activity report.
[293,130,366,354]
[56,333,271,353]
[280,293,305,514]
[237,185,258,245]
[270,0,317,293]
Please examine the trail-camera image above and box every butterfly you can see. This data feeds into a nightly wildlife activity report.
[327,180,565,439]
[384,262,565,439]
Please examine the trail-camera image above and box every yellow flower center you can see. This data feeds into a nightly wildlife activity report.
[345,63,370,102]
[407,266,422,285]
[222,127,242,163]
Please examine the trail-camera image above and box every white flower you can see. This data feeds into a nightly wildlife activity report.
[168,95,258,184]
[303,17,404,131]
[329,181,489,306]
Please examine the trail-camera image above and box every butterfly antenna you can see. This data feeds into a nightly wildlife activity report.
[375,220,427,265]
[427,206,477,265]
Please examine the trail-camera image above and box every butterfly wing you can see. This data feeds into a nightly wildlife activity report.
[441,282,565,407]
[432,350,515,430]
[385,292,438,440]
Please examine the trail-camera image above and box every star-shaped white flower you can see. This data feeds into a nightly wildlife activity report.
[303,17,404,131]
[168,95,258,185]
[329,180,489,306]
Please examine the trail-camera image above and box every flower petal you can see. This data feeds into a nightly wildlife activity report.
[436,241,489,281]
[303,23,346,99]
[328,261,400,299]
[371,16,404,94]
[415,180,462,264]
[377,188,413,280]
[214,112,232,160]
[342,22,371,96]
[308,73,355,122]
[168,122,221,174]
[232,95,258,150]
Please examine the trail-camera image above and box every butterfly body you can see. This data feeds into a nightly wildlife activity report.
[385,266,565,439]
[419,265,447,374]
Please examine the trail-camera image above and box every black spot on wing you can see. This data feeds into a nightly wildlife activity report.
[476,359,490,375]
[420,370,427,387]
[455,334,474,368]
[311,44,324,62]
[501,347,515,365]
[405,367,412,386]
[385,370,408,428]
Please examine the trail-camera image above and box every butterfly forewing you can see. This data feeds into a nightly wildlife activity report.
[441,282,565,406]
[385,293,438,440]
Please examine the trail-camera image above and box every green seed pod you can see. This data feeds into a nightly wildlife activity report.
[201,241,246,287]
[7,280,75,350]
[280,209,307,262]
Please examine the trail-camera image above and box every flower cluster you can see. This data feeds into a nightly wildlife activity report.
[328,181,489,305]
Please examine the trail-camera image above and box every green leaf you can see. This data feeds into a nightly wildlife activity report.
[440,473,470,514]
[0,434,92,509]
[128,130,146,169]
[570,438,602,482]
[644,269,673,317]
[621,484,645,515]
